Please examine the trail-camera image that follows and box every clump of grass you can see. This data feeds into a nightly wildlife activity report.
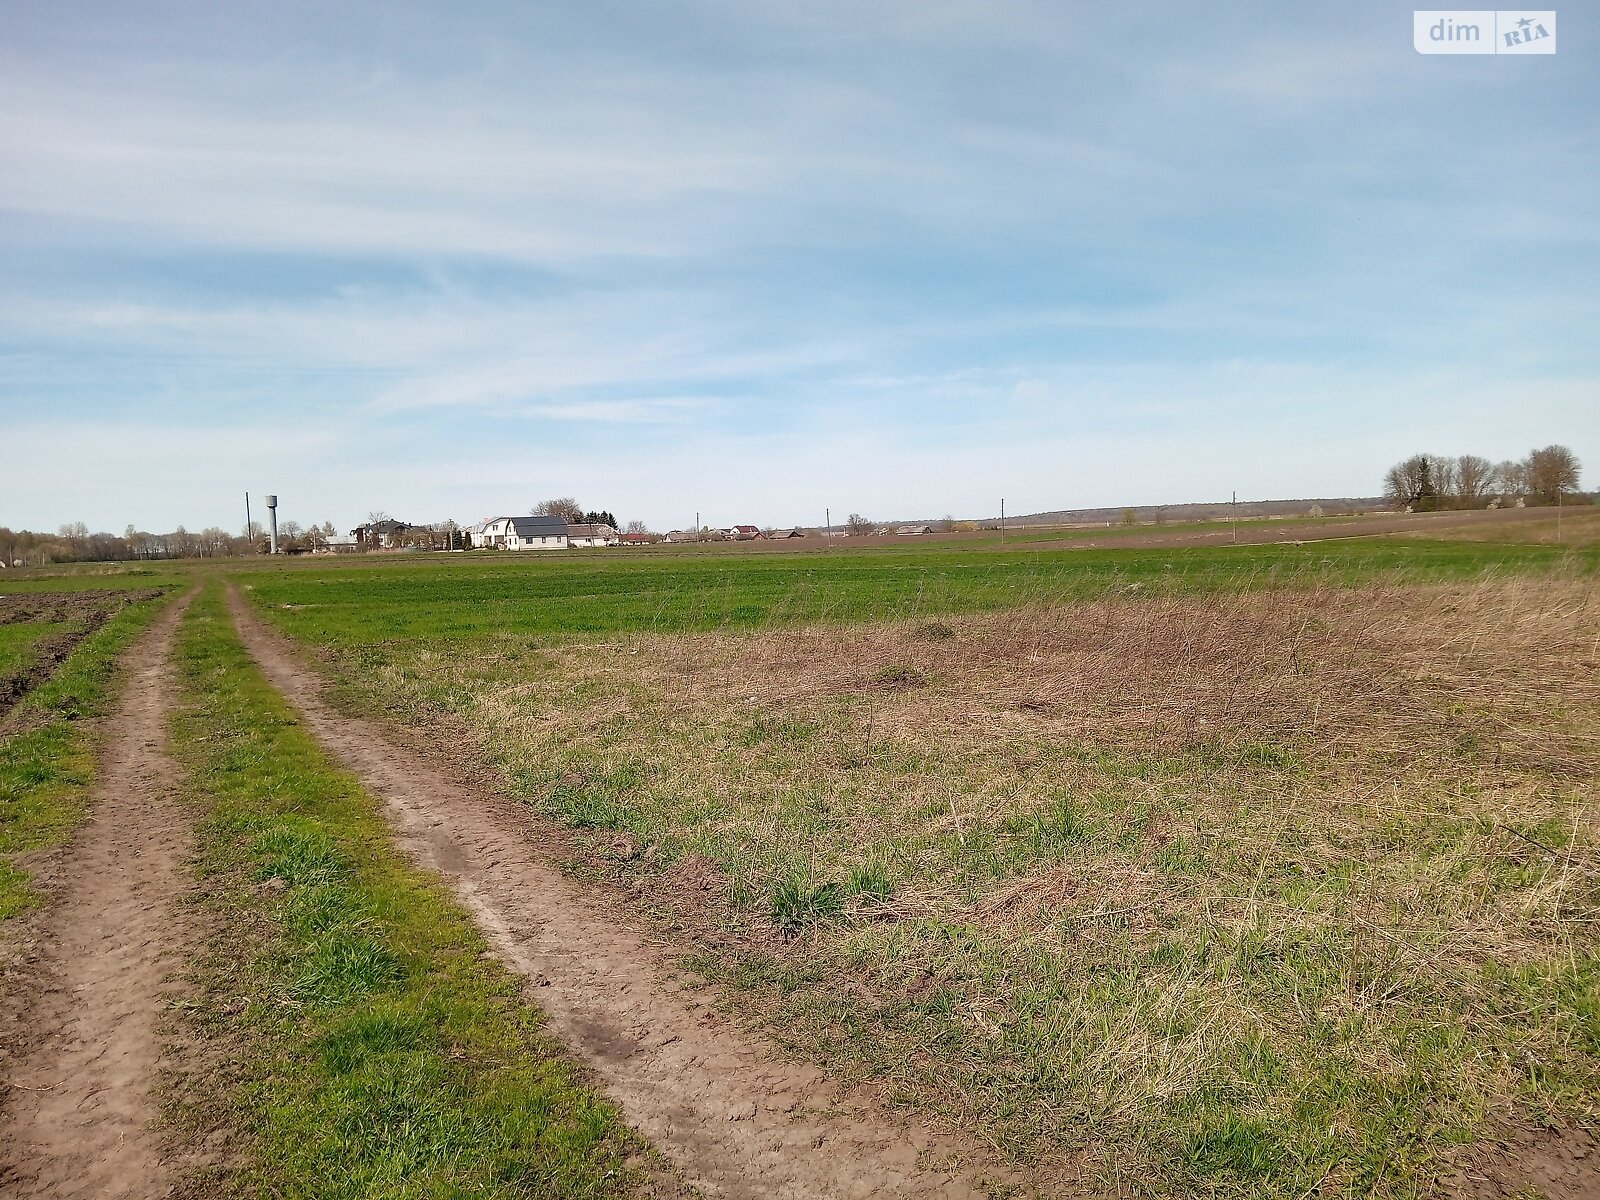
[770,873,844,938]
[846,862,894,904]
[1004,797,1092,857]
[165,586,659,1198]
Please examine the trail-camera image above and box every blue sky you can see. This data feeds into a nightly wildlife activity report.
[2,1,1595,532]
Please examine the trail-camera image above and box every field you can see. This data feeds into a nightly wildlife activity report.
[237,535,1592,643]
[233,530,1600,1198]
[2,524,1595,1197]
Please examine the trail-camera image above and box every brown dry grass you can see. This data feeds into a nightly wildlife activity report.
[1400,507,1600,549]
[344,575,1600,1199]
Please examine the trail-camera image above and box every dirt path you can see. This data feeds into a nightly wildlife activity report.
[226,588,1042,1199]
[0,595,192,1199]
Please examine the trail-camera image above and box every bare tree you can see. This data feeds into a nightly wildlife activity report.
[845,512,875,536]
[1454,455,1494,506]
[1525,445,1582,505]
[1431,457,1459,503]
[1384,454,1437,510]
[532,497,584,521]
[1492,459,1528,499]
[625,519,648,535]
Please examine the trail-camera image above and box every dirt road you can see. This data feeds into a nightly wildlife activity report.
[226,587,1039,1199]
[0,595,191,1199]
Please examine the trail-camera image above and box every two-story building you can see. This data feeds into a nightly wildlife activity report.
[475,515,570,549]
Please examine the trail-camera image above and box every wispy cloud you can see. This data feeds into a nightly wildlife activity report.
[1,1,1595,530]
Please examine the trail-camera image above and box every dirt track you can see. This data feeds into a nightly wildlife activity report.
[0,595,191,1198]
[225,586,1037,1199]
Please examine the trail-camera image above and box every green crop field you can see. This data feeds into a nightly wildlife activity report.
[241,536,1594,647]
[233,534,1600,1200]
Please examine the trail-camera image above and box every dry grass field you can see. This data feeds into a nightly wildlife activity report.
[312,569,1600,1198]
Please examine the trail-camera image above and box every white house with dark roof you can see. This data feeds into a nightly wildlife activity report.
[475,515,569,550]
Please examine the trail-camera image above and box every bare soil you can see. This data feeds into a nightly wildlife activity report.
[0,591,162,724]
[225,586,1051,1199]
[1444,1126,1600,1200]
[0,595,193,1199]
[663,504,1573,553]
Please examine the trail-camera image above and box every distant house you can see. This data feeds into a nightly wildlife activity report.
[896,525,934,536]
[766,528,804,539]
[351,519,415,549]
[620,532,657,545]
[476,515,569,550]
[724,524,762,540]
[567,523,619,548]
[316,533,361,554]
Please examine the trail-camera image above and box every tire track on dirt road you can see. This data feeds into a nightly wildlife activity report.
[1,593,192,1199]
[226,586,1044,1200]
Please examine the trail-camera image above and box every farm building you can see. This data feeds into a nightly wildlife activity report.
[315,533,360,554]
[567,523,619,547]
[476,515,569,550]
[767,528,804,539]
[724,525,762,540]
[896,525,934,536]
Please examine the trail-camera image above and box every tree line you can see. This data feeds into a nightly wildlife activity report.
[0,517,346,566]
[1383,445,1582,511]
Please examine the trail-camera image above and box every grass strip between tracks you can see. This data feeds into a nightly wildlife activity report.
[0,587,172,919]
[164,584,659,1199]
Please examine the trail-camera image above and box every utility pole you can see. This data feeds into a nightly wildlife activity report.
[695,511,699,542]
[1231,491,1238,544]
[825,507,831,546]
[1000,498,1005,545]
[244,492,253,550]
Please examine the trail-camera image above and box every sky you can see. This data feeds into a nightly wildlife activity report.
[2,1,1596,533]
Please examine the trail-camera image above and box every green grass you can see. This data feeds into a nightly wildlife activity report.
[165,585,660,1199]
[0,620,68,681]
[0,589,171,919]
[241,537,1595,648]
[0,563,188,592]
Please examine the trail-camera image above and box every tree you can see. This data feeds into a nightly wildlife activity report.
[1453,455,1494,507]
[1383,454,1438,510]
[1492,459,1528,499]
[625,520,648,535]
[1430,457,1458,504]
[1525,445,1582,505]
[365,510,391,525]
[532,497,583,521]
[845,513,874,536]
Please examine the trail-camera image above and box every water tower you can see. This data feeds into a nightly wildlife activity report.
[265,494,279,555]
